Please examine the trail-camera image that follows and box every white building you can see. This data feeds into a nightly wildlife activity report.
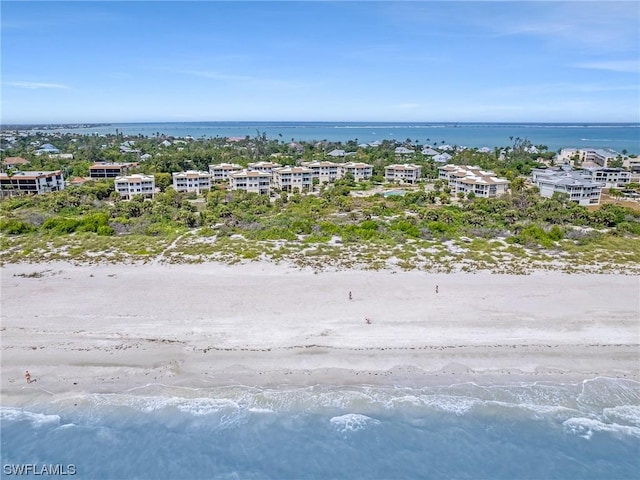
[581,167,630,188]
[384,164,423,184]
[272,166,313,192]
[438,164,510,198]
[208,163,243,182]
[0,170,65,196]
[340,162,373,182]
[229,169,272,195]
[558,148,620,168]
[114,174,155,199]
[432,153,452,163]
[172,171,212,193]
[421,147,439,156]
[247,161,282,173]
[531,167,602,206]
[395,147,415,158]
[326,149,346,158]
[302,161,341,183]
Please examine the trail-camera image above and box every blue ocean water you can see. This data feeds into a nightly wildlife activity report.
[2,378,639,479]
[41,122,640,154]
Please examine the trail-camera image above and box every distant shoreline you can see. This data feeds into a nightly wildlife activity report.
[2,121,638,152]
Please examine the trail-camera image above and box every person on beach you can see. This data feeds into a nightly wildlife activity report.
[25,371,32,383]
[436,285,439,294]
[365,317,371,324]
[349,291,352,301]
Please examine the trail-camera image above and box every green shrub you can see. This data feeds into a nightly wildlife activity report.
[42,217,82,235]
[0,218,34,235]
[97,225,115,236]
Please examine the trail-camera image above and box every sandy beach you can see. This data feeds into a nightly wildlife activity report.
[1,262,638,406]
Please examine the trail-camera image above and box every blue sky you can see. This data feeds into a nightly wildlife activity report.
[1,1,639,123]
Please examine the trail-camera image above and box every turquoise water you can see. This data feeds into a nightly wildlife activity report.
[38,122,640,154]
[2,378,639,479]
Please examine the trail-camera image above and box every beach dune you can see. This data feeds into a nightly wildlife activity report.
[1,262,638,406]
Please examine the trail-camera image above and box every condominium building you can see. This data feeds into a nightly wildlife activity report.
[114,174,155,199]
[272,166,313,192]
[581,167,631,188]
[384,164,423,184]
[302,161,341,183]
[172,171,212,193]
[0,170,65,196]
[208,163,243,182]
[579,148,619,167]
[557,148,620,168]
[229,169,272,195]
[340,162,373,182]
[438,164,510,198]
[247,161,282,173]
[89,162,137,179]
[531,167,602,206]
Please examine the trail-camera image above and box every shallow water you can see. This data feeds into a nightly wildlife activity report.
[2,378,639,479]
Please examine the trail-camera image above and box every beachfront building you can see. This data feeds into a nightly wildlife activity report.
[272,166,313,192]
[531,167,602,206]
[114,174,155,200]
[558,148,620,168]
[0,170,65,196]
[247,161,282,173]
[579,148,619,167]
[340,162,373,182]
[229,169,272,195]
[438,164,510,198]
[384,164,423,184]
[89,162,138,179]
[302,161,341,183]
[172,171,212,193]
[581,167,630,189]
[208,163,243,182]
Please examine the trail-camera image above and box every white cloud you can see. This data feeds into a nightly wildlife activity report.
[5,81,70,89]
[574,60,639,73]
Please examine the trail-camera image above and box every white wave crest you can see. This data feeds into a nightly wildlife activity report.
[0,407,61,427]
[603,405,640,427]
[330,413,380,433]
[563,417,640,439]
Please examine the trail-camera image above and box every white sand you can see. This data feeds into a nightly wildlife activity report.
[1,261,638,406]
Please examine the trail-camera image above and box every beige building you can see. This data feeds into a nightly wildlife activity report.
[384,164,423,184]
[0,170,65,196]
[340,162,373,182]
[247,161,282,173]
[302,161,341,183]
[272,166,313,192]
[172,171,212,193]
[114,174,155,199]
[208,163,243,182]
[438,164,510,198]
[2,156,30,170]
[229,169,272,195]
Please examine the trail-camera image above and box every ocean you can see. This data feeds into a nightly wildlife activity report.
[2,377,639,479]
[39,122,640,154]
